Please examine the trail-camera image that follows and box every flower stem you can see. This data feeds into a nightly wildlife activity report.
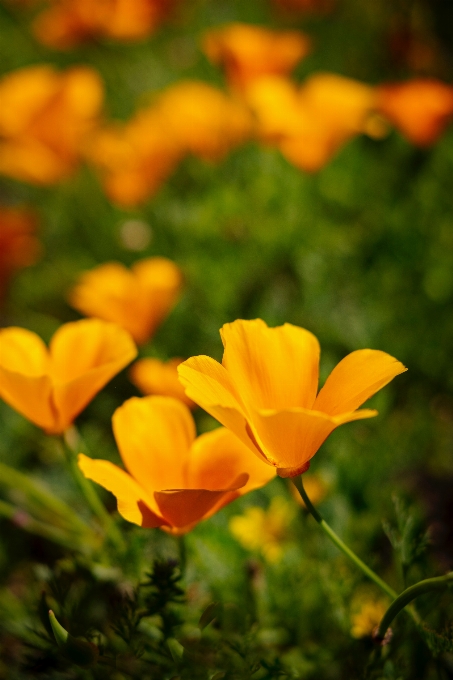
[63,427,126,554]
[376,573,453,641]
[292,475,398,600]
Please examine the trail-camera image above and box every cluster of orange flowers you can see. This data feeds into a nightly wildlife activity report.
[1,23,453,205]
[0,267,406,532]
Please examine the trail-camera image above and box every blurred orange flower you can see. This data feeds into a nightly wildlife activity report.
[155,81,253,161]
[33,0,175,49]
[130,357,195,408]
[202,23,311,92]
[0,65,103,185]
[178,319,407,478]
[78,395,276,534]
[0,207,42,304]
[87,109,181,207]
[375,78,453,146]
[0,319,137,433]
[245,73,376,171]
[69,257,183,345]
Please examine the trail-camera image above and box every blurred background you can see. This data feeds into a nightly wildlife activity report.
[1,0,453,677]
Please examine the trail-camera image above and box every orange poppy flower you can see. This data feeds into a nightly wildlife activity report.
[375,78,453,146]
[69,257,182,345]
[245,73,376,171]
[87,109,181,207]
[178,319,407,478]
[202,23,311,92]
[155,81,253,161]
[33,0,175,49]
[130,357,195,408]
[0,319,137,434]
[0,65,103,185]
[0,207,42,304]
[78,395,276,534]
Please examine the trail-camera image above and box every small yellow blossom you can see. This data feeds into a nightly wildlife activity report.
[229,496,296,563]
[350,592,388,638]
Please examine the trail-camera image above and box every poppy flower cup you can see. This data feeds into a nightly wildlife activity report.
[78,396,276,535]
[178,319,407,478]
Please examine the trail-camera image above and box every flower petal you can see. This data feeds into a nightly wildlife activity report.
[78,453,165,528]
[112,395,196,495]
[49,319,137,431]
[251,406,378,476]
[188,427,276,492]
[178,355,266,461]
[314,349,407,416]
[129,357,195,407]
[0,327,56,430]
[220,319,320,410]
[154,473,248,530]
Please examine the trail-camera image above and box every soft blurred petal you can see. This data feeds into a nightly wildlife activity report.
[129,357,195,407]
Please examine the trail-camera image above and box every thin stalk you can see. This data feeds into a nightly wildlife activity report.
[63,427,126,554]
[292,475,398,600]
[0,460,90,535]
[376,573,453,640]
[0,498,87,551]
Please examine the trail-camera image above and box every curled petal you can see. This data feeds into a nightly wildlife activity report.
[251,406,378,475]
[78,453,165,527]
[178,356,266,461]
[314,349,407,416]
[112,396,196,495]
[220,319,320,410]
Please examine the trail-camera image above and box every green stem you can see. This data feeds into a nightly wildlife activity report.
[292,476,398,600]
[63,427,126,554]
[376,573,453,640]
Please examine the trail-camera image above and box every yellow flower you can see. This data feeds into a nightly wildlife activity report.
[69,257,183,345]
[375,78,453,147]
[86,108,181,207]
[130,357,196,408]
[202,23,311,92]
[78,396,276,534]
[155,80,253,161]
[229,496,296,563]
[33,0,175,49]
[245,73,376,171]
[0,319,137,434]
[178,319,407,478]
[350,595,388,638]
[0,65,103,185]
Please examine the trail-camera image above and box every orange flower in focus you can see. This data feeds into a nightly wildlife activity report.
[33,0,175,49]
[202,23,311,92]
[0,207,42,303]
[130,357,195,408]
[245,74,376,171]
[0,319,137,433]
[155,81,252,161]
[375,79,453,146]
[178,319,407,478]
[87,109,181,207]
[0,65,103,185]
[78,396,276,534]
[69,257,182,345]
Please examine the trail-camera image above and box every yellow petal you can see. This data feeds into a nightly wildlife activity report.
[178,356,266,461]
[129,357,195,407]
[314,349,407,416]
[154,483,245,530]
[78,453,165,528]
[112,395,195,496]
[0,327,56,430]
[220,319,320,410]
[188,427,276,492]
[49,319,137,432]
[251,406,378,476]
